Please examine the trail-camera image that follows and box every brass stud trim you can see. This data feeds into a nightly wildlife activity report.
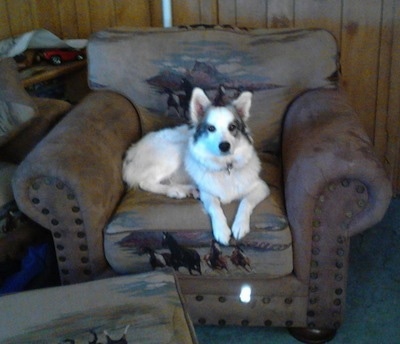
[336,261,344,269]
[335,288,343,295]
[337,236,345,244]
[262,297,271,304]
[56,182,64,190]
[307,310,315,317]
[285,297,293,304]
[335,273,343,281]
[309,298,318,305]
[356,185,365,193]
[337,248,345,256]
[312,220,321,228]
[312,234,321,242]
[341,179,350,187]
[345,211,353,218]
[312,248,320,256]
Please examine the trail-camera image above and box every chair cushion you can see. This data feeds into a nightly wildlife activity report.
[88,27,338,154]
[104,154,293,278]
[0,58,37,146]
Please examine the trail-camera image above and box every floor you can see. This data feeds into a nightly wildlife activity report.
[195,197,400,343]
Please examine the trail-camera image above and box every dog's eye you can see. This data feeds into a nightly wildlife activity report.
[228,124,237,132]
[207,125,216,132]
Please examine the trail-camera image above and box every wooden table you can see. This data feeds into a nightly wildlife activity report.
[19,60,88,103]
[20,60,86,88]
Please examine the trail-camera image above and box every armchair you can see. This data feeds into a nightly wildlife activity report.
[12,27,392,343]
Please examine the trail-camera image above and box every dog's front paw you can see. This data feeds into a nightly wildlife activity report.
[167,186,190,199]
[213,224,231,246]
[166,185,198,199]
[232,218,250,241]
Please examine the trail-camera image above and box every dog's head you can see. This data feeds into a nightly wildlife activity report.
[189,87,253,158]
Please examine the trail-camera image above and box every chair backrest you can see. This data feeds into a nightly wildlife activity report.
[88,26,338,153]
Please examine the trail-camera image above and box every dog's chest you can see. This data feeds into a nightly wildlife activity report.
[191,158,261,204]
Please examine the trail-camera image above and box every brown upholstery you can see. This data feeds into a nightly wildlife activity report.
[12,27,392,341]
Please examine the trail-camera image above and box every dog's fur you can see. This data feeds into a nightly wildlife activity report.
[123,88,270,245]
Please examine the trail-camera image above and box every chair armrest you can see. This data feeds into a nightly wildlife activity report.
[12,91,141,283]
[282,88,392,283]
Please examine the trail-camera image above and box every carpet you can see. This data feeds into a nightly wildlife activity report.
[195,197,400,343]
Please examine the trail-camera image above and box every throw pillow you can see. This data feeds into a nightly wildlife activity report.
[0,58,37,146]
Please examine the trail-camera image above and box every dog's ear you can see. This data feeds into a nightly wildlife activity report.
[190,88,211,124]
[232,91,252,121]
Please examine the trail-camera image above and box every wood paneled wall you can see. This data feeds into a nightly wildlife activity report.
[1,0,399,194]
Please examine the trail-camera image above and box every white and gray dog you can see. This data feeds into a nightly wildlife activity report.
[123,88,270,245]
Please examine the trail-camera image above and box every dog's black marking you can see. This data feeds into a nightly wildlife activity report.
[193,120,213,142]
[191,87,253,144]
[193,112,252,145]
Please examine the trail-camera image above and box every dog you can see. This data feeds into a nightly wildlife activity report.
[122,88,270,245]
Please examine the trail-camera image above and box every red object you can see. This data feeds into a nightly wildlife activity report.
[42,49,85,65]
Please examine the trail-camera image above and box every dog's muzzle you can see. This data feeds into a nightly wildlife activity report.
[219,141,231,153]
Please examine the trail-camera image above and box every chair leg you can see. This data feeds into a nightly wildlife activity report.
[288,327,337,343]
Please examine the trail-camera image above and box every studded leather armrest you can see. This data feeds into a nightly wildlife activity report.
[282,88,392,283]
[13,91,141,283]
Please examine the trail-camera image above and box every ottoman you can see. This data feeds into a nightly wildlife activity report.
[0,271,197,343]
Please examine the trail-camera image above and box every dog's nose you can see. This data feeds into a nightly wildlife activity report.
[219,141,231,153]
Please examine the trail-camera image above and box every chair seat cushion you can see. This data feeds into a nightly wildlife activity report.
[104,153,293,278]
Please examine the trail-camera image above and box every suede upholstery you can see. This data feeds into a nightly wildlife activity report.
[12,27,392,338]
[0,58,38,146]
[0,97,71,163]
[0,57,71,162]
